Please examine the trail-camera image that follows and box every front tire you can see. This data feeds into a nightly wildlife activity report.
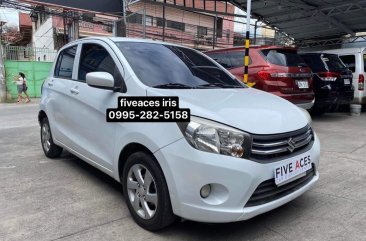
[40,117,63,158]
[122,151,176,230]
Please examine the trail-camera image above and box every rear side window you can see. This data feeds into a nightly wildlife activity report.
[207,53,231,68]
[228,51,250,68]
[262,49,306,67]
[301,55,325,72]
[321,54,346,71]
[363,54,366,72]
[54,46,77,79]
[339,55,355,72]
[78,44,118,82]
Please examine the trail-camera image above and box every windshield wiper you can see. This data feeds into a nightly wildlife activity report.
[153,83,194,89]
[197,83,243,88]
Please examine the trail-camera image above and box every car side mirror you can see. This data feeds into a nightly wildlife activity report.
[86,72,115,90]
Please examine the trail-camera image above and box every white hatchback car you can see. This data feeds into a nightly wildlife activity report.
[39,37,320,230]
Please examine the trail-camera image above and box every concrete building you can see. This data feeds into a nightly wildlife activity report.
[127,0,235,50]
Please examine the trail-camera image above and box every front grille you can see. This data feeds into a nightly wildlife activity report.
[250,125,313,162]
[245,165,315,207]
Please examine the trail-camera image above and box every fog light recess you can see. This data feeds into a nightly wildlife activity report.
[200,184,211,198]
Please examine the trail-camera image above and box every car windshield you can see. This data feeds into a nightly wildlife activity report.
[115,42,246,89]
[262,49,307,67]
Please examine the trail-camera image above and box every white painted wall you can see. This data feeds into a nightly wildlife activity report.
[33,17,55,61]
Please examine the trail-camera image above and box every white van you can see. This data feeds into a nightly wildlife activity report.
[322,48,366,104]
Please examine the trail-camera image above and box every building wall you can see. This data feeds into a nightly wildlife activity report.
[128,0,235,49]
[32,17,55,60]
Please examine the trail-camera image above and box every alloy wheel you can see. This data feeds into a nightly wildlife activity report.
[41,123,51,152]
[127,164,158,220]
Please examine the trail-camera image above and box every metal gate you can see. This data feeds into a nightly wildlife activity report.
[4,60,53,99]
[2,46,56,99]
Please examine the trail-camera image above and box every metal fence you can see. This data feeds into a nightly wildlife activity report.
[2,46,57,62]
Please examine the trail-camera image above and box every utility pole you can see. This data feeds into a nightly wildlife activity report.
[243,0,253,87]
[0,20,7,102]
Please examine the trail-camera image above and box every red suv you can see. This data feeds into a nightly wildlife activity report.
[205,46,315,109]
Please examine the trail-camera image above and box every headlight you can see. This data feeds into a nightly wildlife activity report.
[178,116,251,158]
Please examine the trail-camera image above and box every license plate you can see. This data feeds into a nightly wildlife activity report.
[274,152,312,186]
[296,80,309,89]
[344,79,351,85]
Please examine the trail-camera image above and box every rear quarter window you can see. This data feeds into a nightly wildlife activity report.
[228,51,250,68]
[206,53,231,68]
[339,55,356,72]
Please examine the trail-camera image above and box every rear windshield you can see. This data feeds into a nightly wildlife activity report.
[261,49,306,67]
[301,54,346,72]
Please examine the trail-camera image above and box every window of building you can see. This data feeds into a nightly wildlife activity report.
[155,18,185,31]
[166,20,185,31]
[339,55,356,72]
[54,45,77,79]
[197,26,208,38]
[128,13,143,24]
[156,17,164,27]
[145,15,153,26]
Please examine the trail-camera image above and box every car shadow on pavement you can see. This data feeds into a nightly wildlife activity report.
[60,150,124,196]
[58,150,309,239]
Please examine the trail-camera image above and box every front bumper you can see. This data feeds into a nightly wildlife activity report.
[154,132,320,223]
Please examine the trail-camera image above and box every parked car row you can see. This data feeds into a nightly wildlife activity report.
[205,46,364,114]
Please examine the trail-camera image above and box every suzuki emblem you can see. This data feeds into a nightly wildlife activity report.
[287,138,296,152]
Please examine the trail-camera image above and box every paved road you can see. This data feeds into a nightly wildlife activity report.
[1,101,365,241]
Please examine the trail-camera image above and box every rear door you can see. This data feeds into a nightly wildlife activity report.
[47,45,79,146]
[66,40,126,172]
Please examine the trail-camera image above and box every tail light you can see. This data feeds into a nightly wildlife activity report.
[358,74,364,90]
[257,71,272,80]
[317,72,340,81]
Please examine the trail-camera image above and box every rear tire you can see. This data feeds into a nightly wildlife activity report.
[122,151,176,231]
[40,117,63,158]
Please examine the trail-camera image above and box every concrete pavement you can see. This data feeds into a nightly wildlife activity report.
[0,101,365,241]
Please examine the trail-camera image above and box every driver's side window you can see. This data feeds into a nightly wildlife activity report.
[78,43,123,89]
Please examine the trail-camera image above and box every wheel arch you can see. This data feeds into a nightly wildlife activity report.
[38,110,47,125]
[117,143,156,183]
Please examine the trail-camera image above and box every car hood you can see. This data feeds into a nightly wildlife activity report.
[146,87,309,134]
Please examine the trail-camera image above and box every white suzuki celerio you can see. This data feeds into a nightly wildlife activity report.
[39,37,320,230]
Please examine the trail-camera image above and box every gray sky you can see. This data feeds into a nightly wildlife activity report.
[0,7,19,28]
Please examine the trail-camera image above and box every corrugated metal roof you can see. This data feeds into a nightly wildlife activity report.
[229,0,366,41]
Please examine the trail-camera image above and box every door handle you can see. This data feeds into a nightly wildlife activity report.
[47,81,53,86]
[70,88,79,95]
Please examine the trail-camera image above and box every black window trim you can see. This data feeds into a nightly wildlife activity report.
[77,41,127,93]
[53,44,79,80]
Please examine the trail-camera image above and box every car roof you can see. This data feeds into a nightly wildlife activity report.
[62,36,184,49]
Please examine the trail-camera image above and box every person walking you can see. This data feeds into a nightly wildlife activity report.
[13,72,30,103]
